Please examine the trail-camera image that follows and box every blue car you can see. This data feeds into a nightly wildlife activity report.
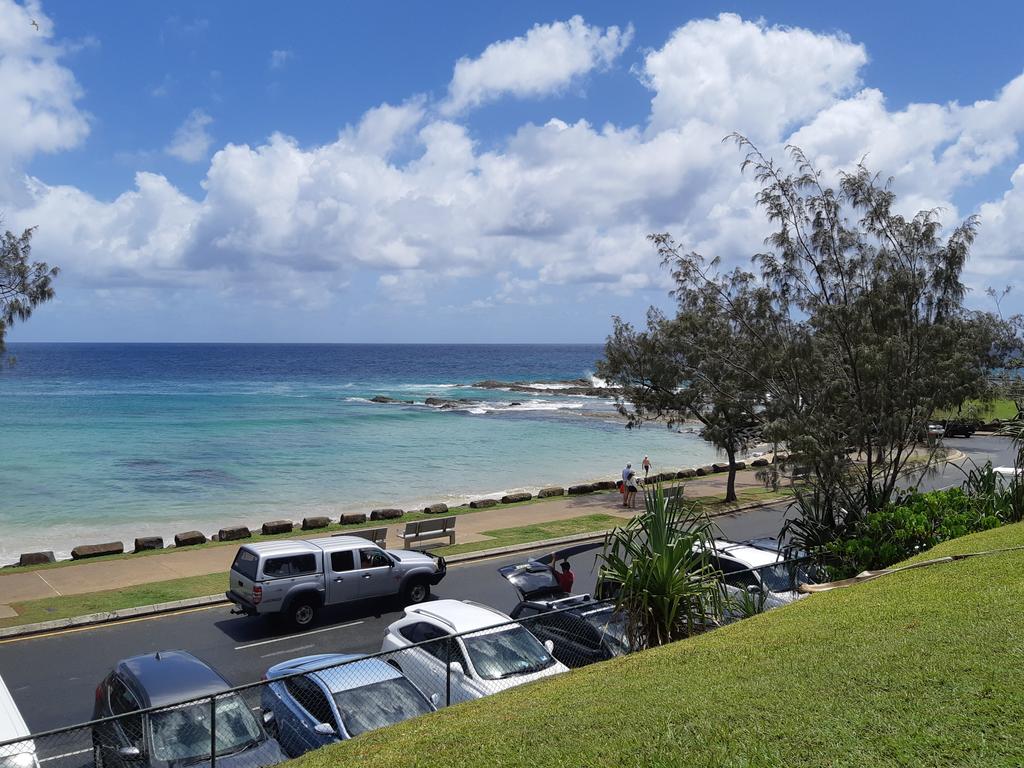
[260,654,436,757]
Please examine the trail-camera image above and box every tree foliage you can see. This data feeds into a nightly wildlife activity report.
[601,136,1011,518]
[1,225,58,354]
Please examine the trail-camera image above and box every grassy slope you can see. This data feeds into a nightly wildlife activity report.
[934,397,1018,421]
[291,522,1024,768]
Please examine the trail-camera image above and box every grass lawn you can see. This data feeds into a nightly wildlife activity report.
[436,514,624,556]
[290,522,1024,768]
[935,397,1019,421]
[0,572,226,628]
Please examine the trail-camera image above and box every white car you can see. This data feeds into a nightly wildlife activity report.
[380,599,568,707]
[702,538,821,611]
[0,674,38,768]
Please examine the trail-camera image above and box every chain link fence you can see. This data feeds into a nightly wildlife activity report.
[0,557,818,768]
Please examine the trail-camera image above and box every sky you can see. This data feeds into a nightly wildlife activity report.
[3,1,1024,343]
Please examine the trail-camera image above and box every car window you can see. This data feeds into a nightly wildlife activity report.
[149,694,261,762]
[358,548,390,569]
[284,677,336,727]
[263,554,317,578]
[331,550,355,572]
[514,605,540,617]
[231,549,259,580]
[713,557,759,589]
[402,622,468,669]
[108,678,143,746]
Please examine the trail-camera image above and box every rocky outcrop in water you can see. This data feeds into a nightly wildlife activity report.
[470,379,617,397]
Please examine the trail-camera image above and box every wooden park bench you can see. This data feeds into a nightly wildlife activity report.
[396,516,457,549]
[335,527,388,547]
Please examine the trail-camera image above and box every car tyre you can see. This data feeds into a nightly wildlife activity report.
[288,596,319,630]
[403,578,430,604]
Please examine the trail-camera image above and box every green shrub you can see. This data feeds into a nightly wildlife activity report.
[829,487,1001,576]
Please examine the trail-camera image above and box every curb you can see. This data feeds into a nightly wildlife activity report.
[0,496,788,641]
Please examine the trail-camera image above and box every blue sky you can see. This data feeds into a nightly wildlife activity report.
[5,1,1024,342]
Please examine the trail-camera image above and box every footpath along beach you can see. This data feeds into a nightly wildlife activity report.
[0,465,779,627]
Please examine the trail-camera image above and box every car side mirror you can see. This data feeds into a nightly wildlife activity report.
[313,722,335,736]
[429,693,440,707]
[117,747,142,761]
[746,584,763,594]
[543,639,555,654]
[448,661,464,676]
[261,710,275,725]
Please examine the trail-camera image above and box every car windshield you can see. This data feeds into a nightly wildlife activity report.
[332,678,432,737]
[149,694,262,763]
[461,626,556,680]
[581,607,631,656]
[757,560,822,593]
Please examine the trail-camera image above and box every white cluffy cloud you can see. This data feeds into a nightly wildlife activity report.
[269,49,292,69]
[7,11,1024,316]
[165,109,213,163]
[0,0,89,193]
[441,15,633,115]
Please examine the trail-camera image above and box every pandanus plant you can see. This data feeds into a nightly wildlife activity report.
[597,483,724,649]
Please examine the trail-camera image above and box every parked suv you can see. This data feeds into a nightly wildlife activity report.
[499,560,631,667]
[226,536,446,628]
[91,651,285,768]
[380,599,568,706]
[703,538,821,609]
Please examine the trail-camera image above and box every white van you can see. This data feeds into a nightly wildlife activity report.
[0,674,37,768]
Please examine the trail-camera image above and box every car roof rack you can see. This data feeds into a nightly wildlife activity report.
[409,608,457,631]
[461,599,511,619]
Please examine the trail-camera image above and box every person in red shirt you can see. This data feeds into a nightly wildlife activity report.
[550,552,575,593]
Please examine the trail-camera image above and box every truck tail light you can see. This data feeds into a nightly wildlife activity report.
[252,585,263,604]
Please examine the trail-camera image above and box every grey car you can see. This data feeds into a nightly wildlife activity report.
[226,536,446,629]
[260,653,435,758]
[91,651,285,768]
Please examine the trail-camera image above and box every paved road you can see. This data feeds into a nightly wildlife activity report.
[0,436,1012,742]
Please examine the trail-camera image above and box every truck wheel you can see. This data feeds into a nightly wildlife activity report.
[403,579,430,605]
[288,597,319,629]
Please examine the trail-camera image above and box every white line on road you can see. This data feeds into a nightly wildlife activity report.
[234,621,363,651]
[261,643,314,659]
[40,748,90,762]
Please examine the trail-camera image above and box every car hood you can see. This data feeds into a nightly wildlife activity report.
[175,738,286,768]
[386,549,437,566]
[476,660,569,694]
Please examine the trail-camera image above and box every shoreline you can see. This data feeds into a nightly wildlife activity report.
[0,451,757,567]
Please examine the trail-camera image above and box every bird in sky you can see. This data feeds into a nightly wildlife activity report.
[30,19,39,31]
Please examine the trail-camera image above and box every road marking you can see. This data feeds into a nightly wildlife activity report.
[0,603,225,645]
[234,621,363,650]
[35,572,63,597]
[261,643,314,658]
[40,748,90,762]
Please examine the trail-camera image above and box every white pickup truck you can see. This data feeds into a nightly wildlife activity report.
[226,536,446,629]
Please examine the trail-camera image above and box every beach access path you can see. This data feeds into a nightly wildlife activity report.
[0,469,763,616]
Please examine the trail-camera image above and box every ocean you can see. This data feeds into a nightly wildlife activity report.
[0,343,717,564]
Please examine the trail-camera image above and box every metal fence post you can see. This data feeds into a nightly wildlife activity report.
[445,635,452,707]
[209,693,217,768]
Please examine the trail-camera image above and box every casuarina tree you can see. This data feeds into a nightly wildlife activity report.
[602,136,1010,525]
[1,225,58,356]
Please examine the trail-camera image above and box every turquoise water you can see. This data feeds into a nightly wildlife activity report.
[0,344,717,562]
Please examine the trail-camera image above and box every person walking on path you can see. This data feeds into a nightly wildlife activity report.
[642,455,651,479]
